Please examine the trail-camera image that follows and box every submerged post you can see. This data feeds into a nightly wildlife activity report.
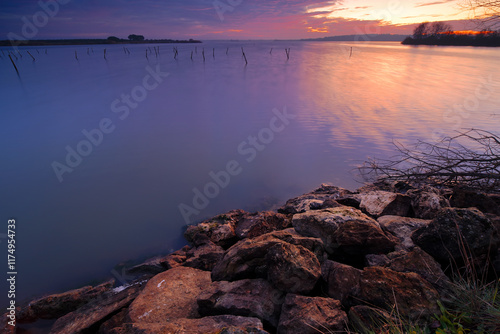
[8,54,19,75]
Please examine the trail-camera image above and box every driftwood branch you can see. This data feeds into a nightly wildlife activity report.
[359,129,500,192]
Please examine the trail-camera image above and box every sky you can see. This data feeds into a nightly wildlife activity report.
[0,0,482,40]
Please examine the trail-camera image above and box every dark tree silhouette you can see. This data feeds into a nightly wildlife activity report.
[413,22,429,39]
[128,34,145,41]
[107,36,120,42]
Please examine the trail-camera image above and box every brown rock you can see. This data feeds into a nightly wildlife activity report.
[235,211,290,239]
[184,241,224,271]
[17,279,114,323]
[50,282,144,334]
[198,279,285,328]
[358,191,412,217]
[211,230,325,282]
[387,247,452,300]
[129,267,211,323]
[321,260,362,307]
[277,294,347,334]
[292,207,398,256]
[266,242,321,294]
[279,184,353,214]
[357,267,440,321]
[450,188,500,216]
[407,187,450,219]
[127,246,189,277]
[184,210,245,248]
[108,315,268,334]
[412,208,500,265]
[378,215,431,250]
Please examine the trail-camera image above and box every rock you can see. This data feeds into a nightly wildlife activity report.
[198,279,285,328]
[264,228,326,261]
[412,208,500,265]
[278,184,353,214]
[266,242,321,294]
[407,187,450,219]
[321,260,362,307]
[387,247,452,300]
[212,230,324,282]
[365,254,390,267]
[50,281,144,334]
[292,207,398,257]
[17,279,114,323]
[450,188,500,216]
[97,308,129,334]
[129,267,211,323]
[358,191,412,217]
[127,246,190,277]
[184,210,245,248]
[348,305,394,334]
[378,216,431,251]
[235,211,290,239]
[277,294,347,334]
[357,267,440,321]
[108,315,268,334]
[184,241,224,271]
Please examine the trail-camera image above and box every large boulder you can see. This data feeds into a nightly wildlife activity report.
[235,211,290,239]
[387,247,452,300]
[292,207,398,257]
[377,216,431,251]
[358,191,412,217]
[50,282,144,334]
[211,230,324,282]
[321,260,362,307]
[277,294,347,334]
[184,210,245,248]
[279,184,353,214]
[450,188,500,216]
[107,315,268,334]
[357,267,440,321]
[17,280,114,323]
[266,242,321,294]
[412,208,500,265]
[128,267,211,323]
[197,279,285,328]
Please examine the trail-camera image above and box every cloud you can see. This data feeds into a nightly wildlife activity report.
[415,0,456,8]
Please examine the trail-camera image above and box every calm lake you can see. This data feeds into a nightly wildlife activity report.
[1,41,499,306]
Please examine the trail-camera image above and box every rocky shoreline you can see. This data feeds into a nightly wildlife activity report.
[4,182,500,333]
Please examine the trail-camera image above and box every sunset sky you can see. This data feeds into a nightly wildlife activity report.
[1,0,479,40]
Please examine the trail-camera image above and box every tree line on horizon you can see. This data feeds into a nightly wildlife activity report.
[402,21,500,46]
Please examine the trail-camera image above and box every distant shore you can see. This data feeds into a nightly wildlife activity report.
[0,39,202,47]
[402,32,500,47]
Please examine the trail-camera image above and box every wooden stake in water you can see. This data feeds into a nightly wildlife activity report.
[146,49,148,59]
[213,48,215,59]
[75,51,78,61]
[202,48,205,62]
[285,48,290,60]
[270,48,273,55]
[27,51,36,61]
[8,54,19,75]
[104,49,107,60]
[241,47,248,65]
[349,47,353,59]
[191,51,193,60]
[226,47,229,55]
[87,48,90,55]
